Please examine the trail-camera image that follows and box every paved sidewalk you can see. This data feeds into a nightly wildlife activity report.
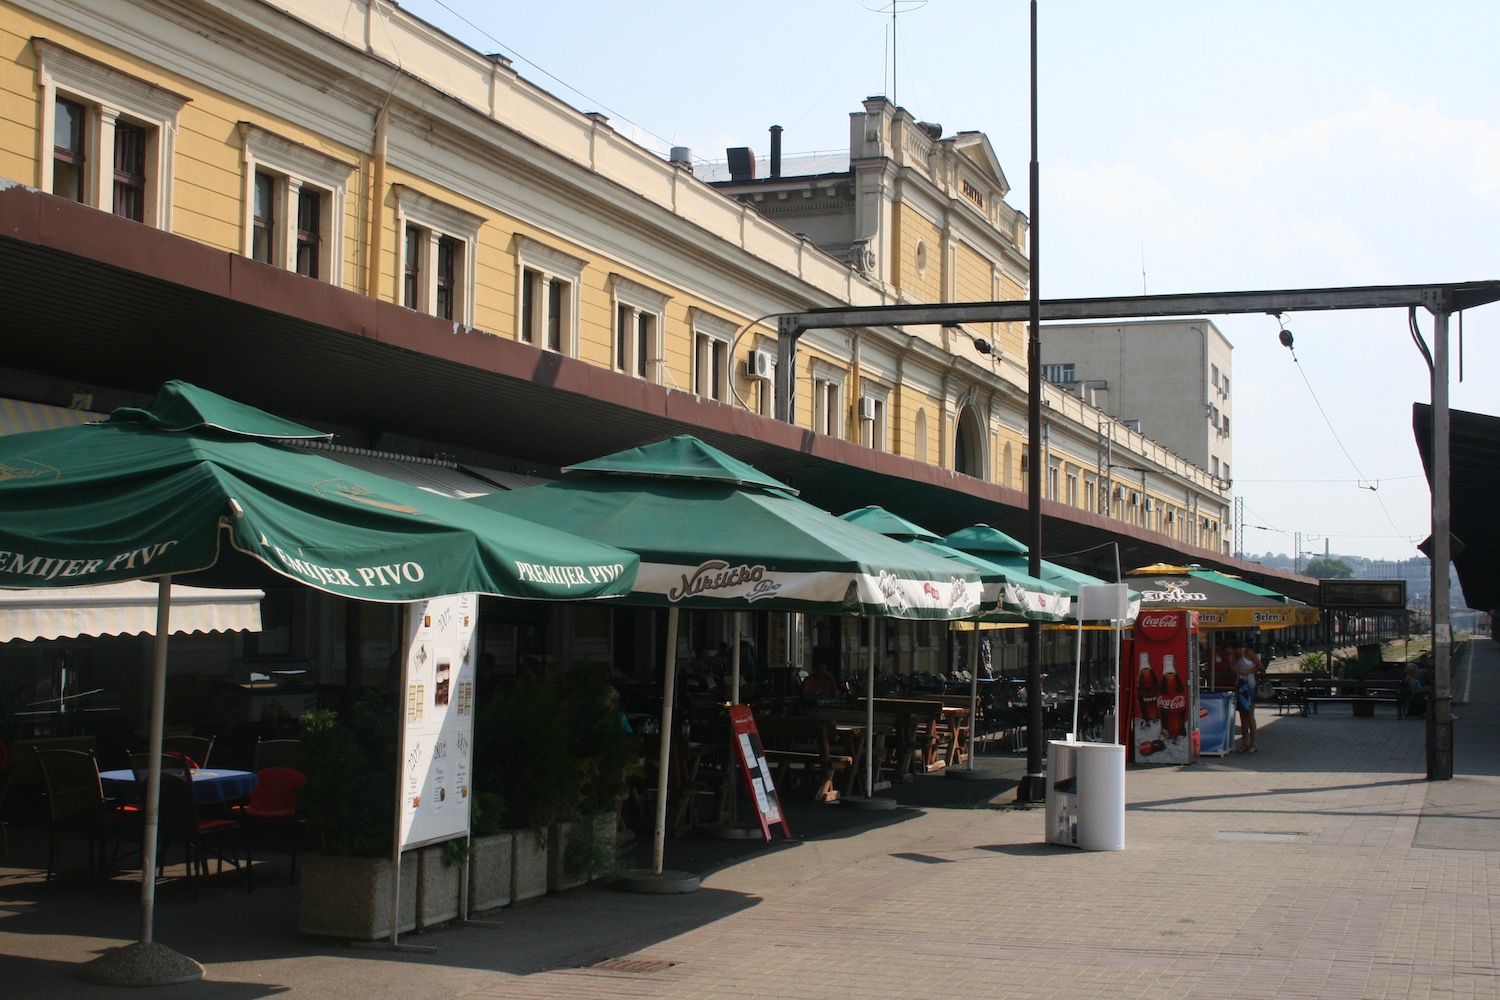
[3,639,1497,998]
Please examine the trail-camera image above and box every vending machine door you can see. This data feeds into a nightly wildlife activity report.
[1126,610,1199,765]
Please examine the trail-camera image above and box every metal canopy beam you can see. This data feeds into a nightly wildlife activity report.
[772,277,1500,784]
[775,281,1500,336]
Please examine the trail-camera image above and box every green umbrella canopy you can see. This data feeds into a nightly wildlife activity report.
[838,507,1068,621]
[944,523,1140,622]
[471,436,985,620]
[0,380,639,603]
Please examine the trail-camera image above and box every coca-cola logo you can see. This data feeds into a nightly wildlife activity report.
[1157,693,1187,711]
[1136,611,1184,641]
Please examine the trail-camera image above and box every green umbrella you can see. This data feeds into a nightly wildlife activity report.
[838,506,1071,783]
[472,436,985,620]
[0,380,639,962]
[0,381,637,602]
[470,435,985,874]
[943,524,1141,623]
[840,507,1069,622]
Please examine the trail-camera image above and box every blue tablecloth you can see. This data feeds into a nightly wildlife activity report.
[99,768,259,805]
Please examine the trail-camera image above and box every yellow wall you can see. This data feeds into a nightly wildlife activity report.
[890,204,944,303]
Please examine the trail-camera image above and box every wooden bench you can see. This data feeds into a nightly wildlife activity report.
[860,698,948,774]
[812,707,900,793]
[755,716,854,803]
[1301,680,1403,716]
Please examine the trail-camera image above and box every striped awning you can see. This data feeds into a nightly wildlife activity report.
[0,581,263,642]
[0,397,102,433]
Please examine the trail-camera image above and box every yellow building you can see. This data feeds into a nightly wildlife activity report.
[0,0,1268,716]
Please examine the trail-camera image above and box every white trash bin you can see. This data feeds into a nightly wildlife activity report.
[1044,739,1125,851]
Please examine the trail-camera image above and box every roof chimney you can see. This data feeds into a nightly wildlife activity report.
[726,146,756,182]
[770,125,783,179]
[669,146,693,173]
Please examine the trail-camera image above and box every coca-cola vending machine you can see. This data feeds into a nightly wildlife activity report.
[1125,610,1199,765]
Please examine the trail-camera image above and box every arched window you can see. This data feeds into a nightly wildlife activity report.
[953,405,985,478]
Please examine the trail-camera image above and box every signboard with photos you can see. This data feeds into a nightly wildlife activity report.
[398,593,477,850]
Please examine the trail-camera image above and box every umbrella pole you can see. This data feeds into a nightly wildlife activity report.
[730,614,742,706]
[1072,624,1083,740]
[967,635,979,770]
[866,619,875,792]
[651,607,680,876]
[141,577,173,945]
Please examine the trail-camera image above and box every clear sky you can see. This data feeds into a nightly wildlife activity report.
[401,0,1499,565]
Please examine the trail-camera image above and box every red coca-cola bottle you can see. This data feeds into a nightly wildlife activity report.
[1159,654,1188,739]
[1136,653,1158,722]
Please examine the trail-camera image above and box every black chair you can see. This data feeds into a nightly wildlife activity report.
[0,741,10,858]
[155,771,244,896]
[233,767,308,889]
[162,735,214,769]
[34,747,133,881]
[253,738,300,772]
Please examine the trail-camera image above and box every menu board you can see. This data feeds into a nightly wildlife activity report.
[398,593,477,851]
[728,705,790,842]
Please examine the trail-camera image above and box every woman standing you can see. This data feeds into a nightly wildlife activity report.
[1230,637,1264,754]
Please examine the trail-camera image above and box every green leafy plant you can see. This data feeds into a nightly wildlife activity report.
[441,838,472,868]
[470,790,506,837]
[298,696,397,858]
[564,667,635,817]
[474,676,579,830]
[563,817,626,880]
[1298,653,1326,674]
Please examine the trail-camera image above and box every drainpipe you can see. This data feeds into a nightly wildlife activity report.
[849,331,862,445]
[365,104,390,300]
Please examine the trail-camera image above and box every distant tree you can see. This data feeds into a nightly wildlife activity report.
[1305,557,1354,579]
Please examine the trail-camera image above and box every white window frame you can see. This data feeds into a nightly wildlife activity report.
[612,277,668,382]
[516,236,584,355]
[811,360,846,438]
[691,309,736,402]
[33,39,188,230]
[755,346,779,418]
[238,123,353,285]
[396,186,482,325]
[858,384,890,451]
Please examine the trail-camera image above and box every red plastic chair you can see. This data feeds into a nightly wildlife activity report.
[236,767,307,889]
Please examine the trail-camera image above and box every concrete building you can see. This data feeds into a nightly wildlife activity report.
[1041,319,1235,545]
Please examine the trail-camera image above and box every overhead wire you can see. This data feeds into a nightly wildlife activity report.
[1277,318,1416,547]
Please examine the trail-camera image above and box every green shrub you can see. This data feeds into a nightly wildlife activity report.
[298,696,396,857]
[474,676,578,830]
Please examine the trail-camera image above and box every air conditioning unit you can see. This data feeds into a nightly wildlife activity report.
[1165,509,1176,523]
[1144,497,1155,513]
[857,397,877,421]
[1112,485,1125,500]
[745,349,775,380]
[1129,492,1140,506]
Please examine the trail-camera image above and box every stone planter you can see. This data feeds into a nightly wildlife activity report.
[468,831,513,914]
[547,820,586,894]
[510,826,549,904]
[298,852,417,941]
[549,813,617,893]
[417,844,462,929]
